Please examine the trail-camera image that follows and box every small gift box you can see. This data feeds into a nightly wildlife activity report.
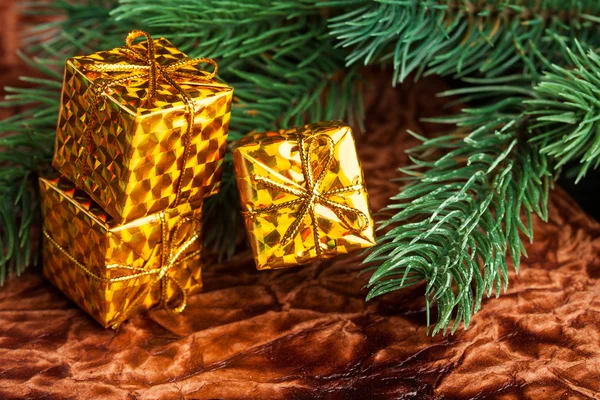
[40,176,203,328]
[233,121,376,270]
[53,30,233,224]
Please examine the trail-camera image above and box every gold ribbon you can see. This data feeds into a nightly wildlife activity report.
[43,211,201,329]
[76,30,218,206]
[245,132,370,258]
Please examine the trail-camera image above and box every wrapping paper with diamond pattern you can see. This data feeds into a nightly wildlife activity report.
[53,37,232,224]
[234,121,376,270]
[39,176,203,328]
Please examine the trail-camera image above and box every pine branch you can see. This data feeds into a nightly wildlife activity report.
[227,48,363,137]
[22,0,126,56]
[112,0,324,62]
[327,0,600,83]
[365,113,552,334]
[364,39,600,333]
[528,40,600,181]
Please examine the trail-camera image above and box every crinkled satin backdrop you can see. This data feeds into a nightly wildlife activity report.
[1,74,599,399]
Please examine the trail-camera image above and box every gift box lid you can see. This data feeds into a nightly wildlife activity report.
[67,37,232,117]
[236,120,349,148]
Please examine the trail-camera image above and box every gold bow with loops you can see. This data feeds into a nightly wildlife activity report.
[245,132,370,258]
[43,211,202,329]
[76,30,218,206]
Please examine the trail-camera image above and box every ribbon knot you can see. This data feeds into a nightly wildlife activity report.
[246,132,370,258]
[43,211,202,329]
[77,30,218,206]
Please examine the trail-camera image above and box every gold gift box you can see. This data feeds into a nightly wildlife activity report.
[40,176,203,328]
[53,34,233,224]
[233,121,376,270]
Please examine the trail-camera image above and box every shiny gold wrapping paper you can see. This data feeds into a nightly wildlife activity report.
[39,176,203,328]
[233,121,376,270]
[53,36,233,224]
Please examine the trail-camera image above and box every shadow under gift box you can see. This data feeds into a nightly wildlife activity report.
[39,176,203,329]
[233,121,376,270]
[53,37,232,224]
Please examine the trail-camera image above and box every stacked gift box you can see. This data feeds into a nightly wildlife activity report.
[40,31,232,328]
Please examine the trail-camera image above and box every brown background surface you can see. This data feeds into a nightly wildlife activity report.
[1,3,600,400]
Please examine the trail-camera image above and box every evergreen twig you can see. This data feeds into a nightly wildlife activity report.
[528,41,600,181]
[327,0,600,83]
[365,101,552,333]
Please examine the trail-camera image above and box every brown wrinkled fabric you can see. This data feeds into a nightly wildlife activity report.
[1,72,600,399]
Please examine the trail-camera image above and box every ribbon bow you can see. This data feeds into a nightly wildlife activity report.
[77,30,218,206]
[246,132,370,258]
[43,211,202,329]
